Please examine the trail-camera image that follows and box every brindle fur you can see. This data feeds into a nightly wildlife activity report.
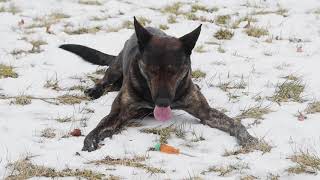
[60,17,257,152]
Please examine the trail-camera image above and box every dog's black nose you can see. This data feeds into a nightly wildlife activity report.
[155,98,170,107]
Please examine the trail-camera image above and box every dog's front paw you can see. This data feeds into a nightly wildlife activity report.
[82,132,99,152]
[84,87,103,99]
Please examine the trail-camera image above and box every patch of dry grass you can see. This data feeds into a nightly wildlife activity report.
[194,45,206,53]
[40,128,56,138]
[10,95,32,105]
[214,29,234,40]
[78,0,102,5]
[270,79,305,103]
[44,77,61,91]
[141,124,186,144]
[89,155,165,174]
[201,162,249,176]
[122,20,134,29]
[305,101,320,114]
[57,94,89,105]
[240,175,258,180]
[251,8,288,17]
[192,70,206,79]
[281,74,299,81]
[215,15,231,25]
[217,79,247,92]
[245,26,269,38]
[0,3,21,14]
[0,64,18,78]
[223,139,272,156]
[313,8,320,14]
[162,2,183,15]
[267,173,280,180]
[191,4,218,13]
[136,16,151,26]
[25,12,69,30]
[64,26,102,35]
[49,12,70,19]
[159,24,169,30]
[236,104,272,120]
[217,46,226,53]
[28,39,47,53]
[6,156,105,179]
[68,84,88,92]
[232,16,257,29]
[286,149,320,174]
[55,116,73,123]
[167,15,177,24]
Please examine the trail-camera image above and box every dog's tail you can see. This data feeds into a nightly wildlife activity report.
[59,44,116,66]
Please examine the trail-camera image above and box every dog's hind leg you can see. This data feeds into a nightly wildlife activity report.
[85,59,123,99]
[178,83,258,147]
[82,90,151,151]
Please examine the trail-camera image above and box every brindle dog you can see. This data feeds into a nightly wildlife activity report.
[60,17,258,152]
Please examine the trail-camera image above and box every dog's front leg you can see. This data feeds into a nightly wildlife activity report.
[85,62,122,99]
[82,92,148,152]
[180,85,258,146]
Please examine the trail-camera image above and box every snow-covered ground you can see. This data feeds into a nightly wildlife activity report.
[1,0,320,179]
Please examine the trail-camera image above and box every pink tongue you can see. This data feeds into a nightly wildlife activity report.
[154,106,172,122]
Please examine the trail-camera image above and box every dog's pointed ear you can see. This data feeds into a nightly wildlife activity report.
[179,24,202,55]
[134,16,152,52]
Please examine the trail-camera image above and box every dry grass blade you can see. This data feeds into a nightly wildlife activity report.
[64,26,102,35]
[245,26,269,38]
[78,0,102,5]
[89,156,165,174]
[0,64,18,78]
[141,124,186,144]
[9,95,32,105]
[215,15,231,25]
[214,29,234,40]
[40,128,56,138]
[57,94,89,105]
[241,175,258,180]
[192,70,206,79]
[236,104,272,120]
[271,80,305,103]
[223,139,272,156]
[6,158,105,180]
[305,101,320,114]
[162,2,183,15]
[201,162,249,176]
[286,149,320,174]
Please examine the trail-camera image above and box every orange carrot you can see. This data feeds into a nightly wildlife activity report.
[154,143,195,157]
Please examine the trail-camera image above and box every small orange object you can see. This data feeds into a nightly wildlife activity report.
[70,128,81,136]
[157,144,180,154]
[154,143,195,157]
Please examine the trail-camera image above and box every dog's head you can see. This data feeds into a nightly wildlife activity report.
[134,17,201,120]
